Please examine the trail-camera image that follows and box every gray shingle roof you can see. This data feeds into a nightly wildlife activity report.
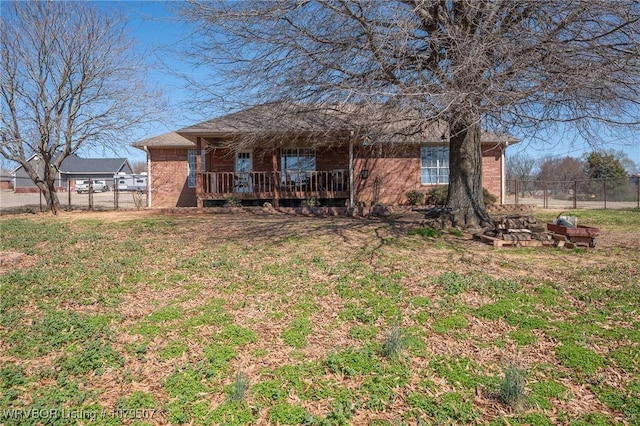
[59,155,130,174]
[177,103,354,136]
[131,131,196,149]
[177,103,519,144]
[12,154,131,174]
[134,103,520,147]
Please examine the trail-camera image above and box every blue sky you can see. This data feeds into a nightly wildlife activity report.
[88,1,640,170]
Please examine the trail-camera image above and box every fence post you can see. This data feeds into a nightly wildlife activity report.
[114,181,118,210]
[39,189,43,212]
[514,180,519,205]
[88,177,93,210]
[543,181,548,209]
[603,179,607,210]
[573,180,577,210]
[68,180,71,210]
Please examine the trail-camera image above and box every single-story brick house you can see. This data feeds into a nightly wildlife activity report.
[12,154,133,193]
[133,104,518,208]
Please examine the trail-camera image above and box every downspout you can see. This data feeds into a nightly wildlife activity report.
[144,146,152,208]
[349,131,354,208]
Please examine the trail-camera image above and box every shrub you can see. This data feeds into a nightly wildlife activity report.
[483,187,497,205]
[301,195,319,207]
[426,186,448,205]
[426,185,497,206]
[405,190,425,205]
[224,196,242,207]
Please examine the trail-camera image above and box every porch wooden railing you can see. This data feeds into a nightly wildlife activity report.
[200,170,348,198]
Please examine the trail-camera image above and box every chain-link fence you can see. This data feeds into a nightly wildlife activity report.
[0,176,148,214]
[3,175,639,213]
[506,176,640,209]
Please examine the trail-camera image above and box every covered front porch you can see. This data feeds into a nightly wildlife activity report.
[193,138,355,207]
[198,170,349,205]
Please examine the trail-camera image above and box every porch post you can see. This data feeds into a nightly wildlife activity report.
[196,137,203,208]
[272,149,280,207]
[348,132,355,208]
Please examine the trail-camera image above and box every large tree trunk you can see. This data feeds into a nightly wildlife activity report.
[446,121,492,229]
[24,162,62,215]
[39,181,62,215]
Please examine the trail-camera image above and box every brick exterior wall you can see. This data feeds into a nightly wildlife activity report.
[148,143,505,207]
[149,148,195,208]
[481,145,503,203]
[354,145,421,205]
[353,144,503,206]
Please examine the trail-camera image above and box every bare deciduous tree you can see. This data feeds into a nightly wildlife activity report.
[537,156,586,183]
[131,161,147,174]
[506,153,538,196]
[604,149,639,175]
[0,1,164,213]
[537,156,586,195]
[176,0,640,227]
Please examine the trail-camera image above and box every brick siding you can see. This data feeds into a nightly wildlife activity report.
[149,143,505,207]
[481,145,503,203]
[149,148,195,208]
[353,144,503,206]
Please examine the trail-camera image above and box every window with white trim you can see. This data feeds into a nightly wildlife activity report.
[281,148,315,183]
[421,146,449,185]
[187,149,206,188]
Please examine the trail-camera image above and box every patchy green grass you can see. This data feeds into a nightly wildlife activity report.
[281,316,312,348]
[555,343,605,377]
[1,209,638,425]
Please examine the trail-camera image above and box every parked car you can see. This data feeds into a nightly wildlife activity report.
[76,180,106,193]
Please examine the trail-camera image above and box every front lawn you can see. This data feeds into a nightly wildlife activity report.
[1,209,638,425]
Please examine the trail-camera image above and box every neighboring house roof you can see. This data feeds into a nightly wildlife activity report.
[58,155,131,174]
[131,131,196,149]
[12,154,132,174]
[134,103,520,148]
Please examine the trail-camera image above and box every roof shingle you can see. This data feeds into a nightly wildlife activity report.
[131,131,196,149]
[59,155,130,173]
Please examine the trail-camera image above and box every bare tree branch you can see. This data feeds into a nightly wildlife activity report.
[174,0,640,226]
[0,1,166,213]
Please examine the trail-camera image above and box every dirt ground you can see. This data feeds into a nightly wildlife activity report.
[9,206,638,252]
[58,207,640,249]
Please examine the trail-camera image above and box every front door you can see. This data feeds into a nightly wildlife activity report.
[235,150,253,192]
